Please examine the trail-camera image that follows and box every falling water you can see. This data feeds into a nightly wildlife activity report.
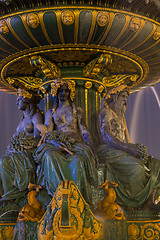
[151,86,160,109]
[129,90,143,143]
[126,85,160,159]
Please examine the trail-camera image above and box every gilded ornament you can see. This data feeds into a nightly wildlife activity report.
[102,74,139,87]
[97,85,104,93]
[40,86,46,94]
[6,76,43,90]
[130,74,139,82]
[30,55,61,79]
[61,10,75,25]
[128,224,139,239]
[83,54,112,78]
[3,226,14,240]
[153,26,160,40]
[53,208,83,239]
[7,77,14,84]
[6,58,37,76]
[38,181,102,240]
[17,183,45,222]
[97,180,126,220]
[84,81,92,89]
[27,13,40,28]
[97,11,109,27]
[45,50,94,62]
[51,78,76,101]
[17,88,32,99]
[0,229,2,240]
[129,17,141,32]
[78,198,84,214]
[0,20,9,34]
[140,223,160,239]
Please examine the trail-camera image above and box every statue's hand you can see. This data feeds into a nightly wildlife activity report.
[126,143,148,162]
[136,143,148,158]
[36,124,48,136]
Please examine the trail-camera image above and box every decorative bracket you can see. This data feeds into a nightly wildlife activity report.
[30,55,61,80]
[83,54,112,78]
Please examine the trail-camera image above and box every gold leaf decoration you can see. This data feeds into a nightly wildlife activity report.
[3,226,14,240]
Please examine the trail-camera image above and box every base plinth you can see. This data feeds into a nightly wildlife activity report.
[0,181,160,240]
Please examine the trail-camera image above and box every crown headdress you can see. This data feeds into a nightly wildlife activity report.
[51,78,76,101]
[17,88,32,99]
[105,85,130,100]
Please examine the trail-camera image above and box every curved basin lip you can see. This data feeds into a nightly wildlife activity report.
[0,6,159,26]
[0,43,149,93]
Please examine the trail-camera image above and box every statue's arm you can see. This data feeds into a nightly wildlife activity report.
[36,109,54,141]
[77,107,99,165]
[77,107,94,146]
[44,108,54,132]
[99,108,147,158]
[32,111,44,139]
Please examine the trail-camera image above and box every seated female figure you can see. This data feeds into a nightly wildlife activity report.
[34,79,97,204]
[0,89,44,201]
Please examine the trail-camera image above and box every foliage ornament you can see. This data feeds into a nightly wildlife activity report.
[153,26,160,40]
[38,181,103,240]
[83,54,112,78]
[104,84,130,100]
[17,88,32,99]
[6,76,43,91]
[30,55,61,80]
[102,74,139,87]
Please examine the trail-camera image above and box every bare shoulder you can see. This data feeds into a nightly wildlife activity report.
[32,110,44,121]
[32,111,44,123]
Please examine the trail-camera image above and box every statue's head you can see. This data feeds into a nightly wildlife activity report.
[51,78,76,102]
[103,85,130,114]
[27,13,40,28]
[97,11,109,27]
[61,10,75,25]
[17,88,41,110]
[0,20,9,34]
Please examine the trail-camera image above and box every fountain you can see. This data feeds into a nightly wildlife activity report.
[0,0,160,239]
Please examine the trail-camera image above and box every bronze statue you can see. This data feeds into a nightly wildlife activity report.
[98,86,160,209]
[34,79,98,204]
[0,89,44,201]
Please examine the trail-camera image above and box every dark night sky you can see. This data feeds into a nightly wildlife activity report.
[1,82,160,159]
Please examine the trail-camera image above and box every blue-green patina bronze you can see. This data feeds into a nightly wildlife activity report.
[33,80,98,204]
[98,88,160,208]
[0,94,44,201]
